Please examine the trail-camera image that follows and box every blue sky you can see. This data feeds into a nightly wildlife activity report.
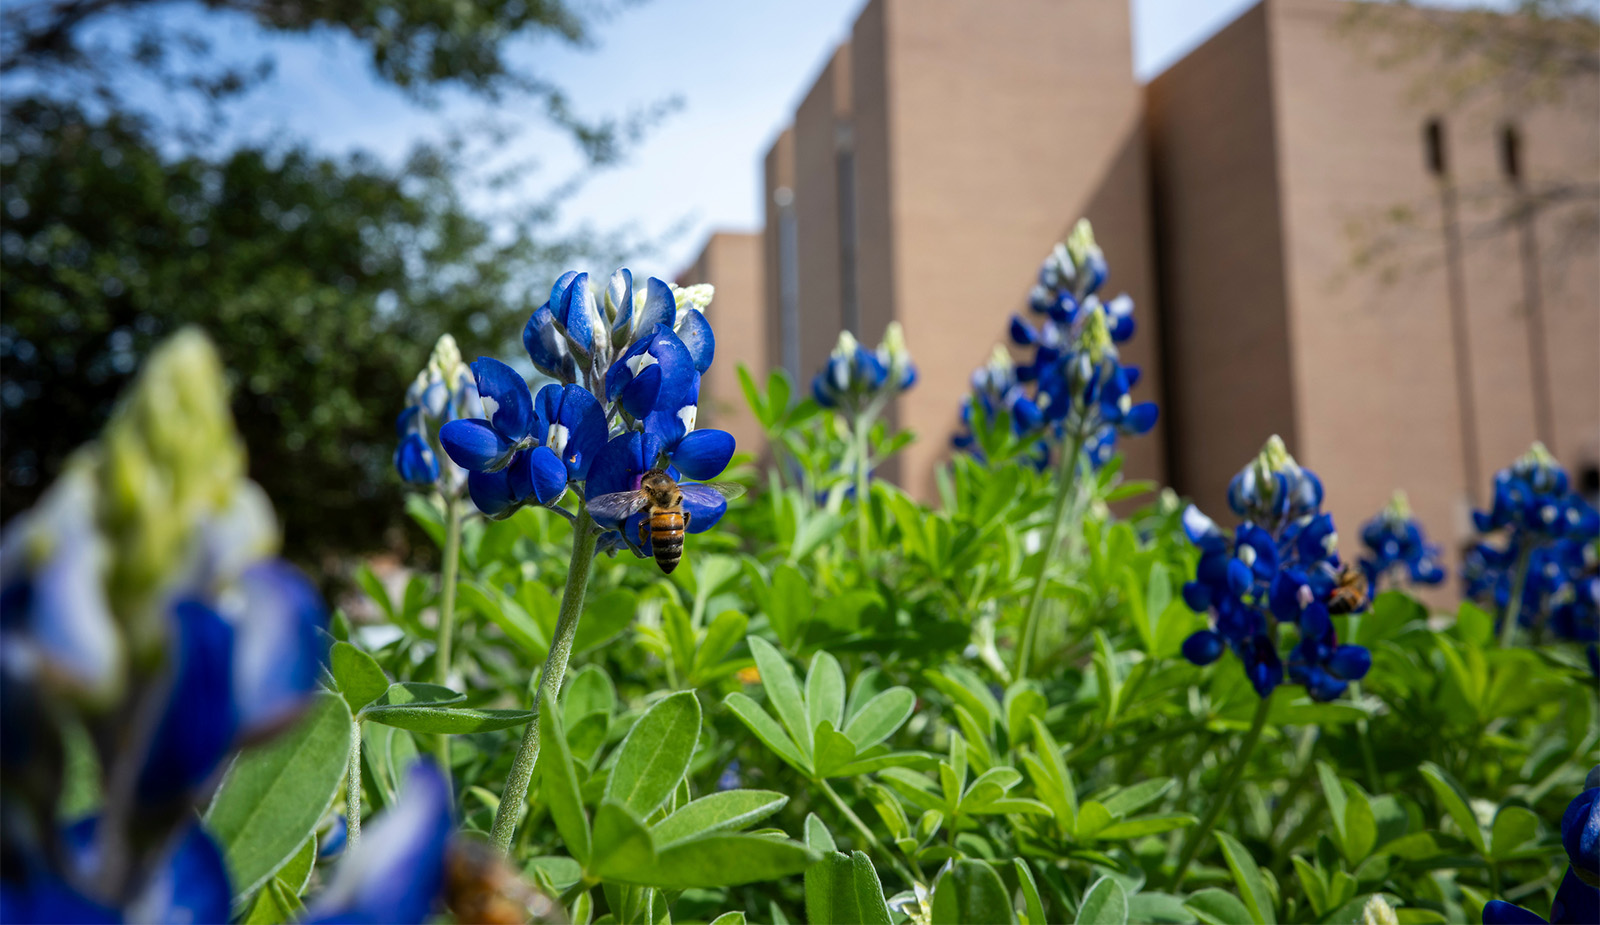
[79,0,1497,279]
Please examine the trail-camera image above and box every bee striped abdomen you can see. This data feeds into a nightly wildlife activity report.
[650,509,686,573]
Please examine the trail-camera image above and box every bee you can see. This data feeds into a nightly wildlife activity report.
[444,838,565,924]
[1327,562,1370,615]
[586,469,745,574]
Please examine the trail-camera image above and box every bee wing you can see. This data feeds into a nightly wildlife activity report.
[678,482,741,534]
[702,482,747,501]
[586,490,651,527]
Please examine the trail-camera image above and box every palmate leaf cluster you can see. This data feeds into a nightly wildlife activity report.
[162,365,1594,924]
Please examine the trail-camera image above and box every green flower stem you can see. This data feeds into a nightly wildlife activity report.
[346,720,363,849]
[1013,425,1087,682]
[1498,544,1534,648]
[853,412,873,560]
[1169,693,1273,890]
[435,496,463,783]
[818,778,919,888]
[490,506,598,853]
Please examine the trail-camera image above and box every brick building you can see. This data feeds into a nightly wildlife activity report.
[677,0,1600,581]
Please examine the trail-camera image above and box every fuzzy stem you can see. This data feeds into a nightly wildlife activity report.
[853,412,873,559]
[1013,425,1087,682]
[1498,543,1534,648]
[434,497,463,783]
[1169,693,1273,889]
[490,507,598,853]
[346,720,363,849]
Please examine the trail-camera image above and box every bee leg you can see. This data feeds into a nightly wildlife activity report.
[637,518,648,549]
[683,510,692,530]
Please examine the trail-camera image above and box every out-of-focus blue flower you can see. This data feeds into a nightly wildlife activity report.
[394,334,482,496]
[1466,444,1600,643]
[1359,491,1446,590]
[954,220,1156,472]
[717,760,743,792]
[309,762,455,925]
[0,330,328,921]
[811,323,917,417]
[1482,771,1600,925]
[1180,437,1370,701]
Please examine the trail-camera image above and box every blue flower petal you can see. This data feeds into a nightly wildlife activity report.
[1560,787,1598,873]
[674,429,735,482]
[680,483,730,533]
[1482,900,1549,924]
[467,467,522,519]
[677,309,715,374]
[138,822,233,925]
[1551,862,1596,925]
[607,268,634,342]
[138,601,239,802]
[524,446,570,506]
[439,419,516,473]
[1182,630,1225,666]
[308,762,453,925]
[470,357,534,442]
[230,561,327,738]
[1327,644,1371,681]
[1122,402,1159,435]
[560,271,596,353]
[555,385,608,481]
[394,434,439,486]
[1182,581,1212,614]
[523,304,567,378]
[636,277,676,336]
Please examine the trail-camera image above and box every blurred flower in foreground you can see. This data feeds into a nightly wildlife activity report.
[1180,436,1371,701]
[1465,444,1599,643]
[1359,490,1446,590]
[0,329,327,919]
[1482,767,1599,925]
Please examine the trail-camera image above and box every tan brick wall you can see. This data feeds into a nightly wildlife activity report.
[794,45,855,382]
[761,127,796,380]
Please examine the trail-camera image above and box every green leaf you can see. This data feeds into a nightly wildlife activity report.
[724,692,809,774]
[1101,778,1174,817]
[695,610,749,677]
[576,588,637,654]
[806,850,893,925]
[1316,762,1351,852]
[1184,889,1253,925]
[538,703,592,865]
[1014,859,1047,925]
[459,580,546,657]
[205,693,351,901]
[652,790,788,847]
[329,642,389,712]
[813,721,859,779]
[1419,762,1486,854]
[1076,876,1129,925]
[1214,830,1276,925]
[618,833,816,889]
[1125,893,1196,924]
[806,650,847,734]
[1343,784,1378,864]
[1095,813,1195,839]
[844,687,916,751]
[241,877,306,925]
[1489,806,1540,860]
[930,858,1015,925]
[589,800,657,880]
[354,563,396,623]
[276,834,316,895]
[1076,801,1113,838]
[711,913,748,925]
[564,665,617,725]
[373,682,465,709]
[361,706,534,734]
[1292,856,1329,917]
[805,813,838,852]
[766,566,813,649]
[605,691,701,817]
[749,636,813,758]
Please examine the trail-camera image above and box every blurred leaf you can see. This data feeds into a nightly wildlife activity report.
[930,858,1014,925]
[1075,876,1129,925]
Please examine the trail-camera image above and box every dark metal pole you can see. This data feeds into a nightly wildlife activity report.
[1500,123,1556,453]
[1427,117,1483,505]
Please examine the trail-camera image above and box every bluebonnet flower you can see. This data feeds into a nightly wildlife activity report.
[0,330,328,919]
[309,762,454,924]
[394,334,483,495]
[811,322,918,418]
[1465,444,1600,643]
[447,269,739,559]
[1180,436,1371,701]
[717,760,743,792]
[1358,491,1446,590]
[1482,767,1599,925]
[954,219,1156,471]
[952,347,1048,468]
